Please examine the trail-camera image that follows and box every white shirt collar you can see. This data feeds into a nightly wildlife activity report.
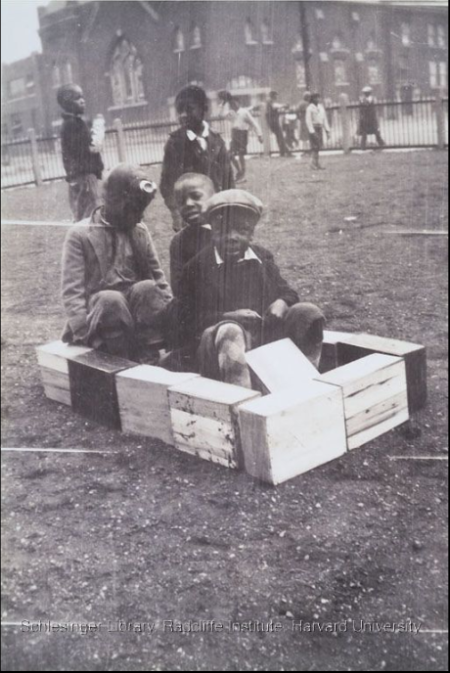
[214,246,262,266]
[186,121,210,142]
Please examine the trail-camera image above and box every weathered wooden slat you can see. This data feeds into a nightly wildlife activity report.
[168,378,261,468]
[316,354,409,450]
[238,380,347,485]
[116,366,199,444]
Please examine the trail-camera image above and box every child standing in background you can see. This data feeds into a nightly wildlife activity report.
[218,91,263,183]
[160,85,234,232]
[57,84,104,221]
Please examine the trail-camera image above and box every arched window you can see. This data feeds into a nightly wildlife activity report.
[190,25,202,49]
[62,61,73,85]
[401,22,411,47]
[110,39,146,107]
[261,19,273,45]
[437,25,447,48]
[173,28,185,53]
[367,60,381,85]
[292,34,304,54]
[334,60,348,85]
[366,32,379,52]
[245,20,257,45]
[51,63,61,88]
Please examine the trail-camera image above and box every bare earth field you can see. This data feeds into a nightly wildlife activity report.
[1,151,448,671]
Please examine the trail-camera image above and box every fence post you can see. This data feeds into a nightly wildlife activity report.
[114,118,127,162]
[260,105,272,157]
[339,93,351,154]
[28,128,43,186]
[435,90,445,150]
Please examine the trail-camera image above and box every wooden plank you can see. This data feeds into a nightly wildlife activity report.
[39,367,72,406]
[116,366,198,444]
[317,354,409,450]
[385,230,448,237]
[68,351,136,429]
[238,380,347,485]
[168,378,260,469]
[334,334,427,413]
[246,338,318,393]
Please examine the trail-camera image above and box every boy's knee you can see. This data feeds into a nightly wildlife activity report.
[287,303,325,331]
[93,290,128,315]
[215,322,247,350]
[128,281,172,322]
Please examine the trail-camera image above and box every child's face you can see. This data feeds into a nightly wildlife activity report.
[65,86,86,114]
[211,208,257,261]
[176,181,214,227]
[177,99,206,132]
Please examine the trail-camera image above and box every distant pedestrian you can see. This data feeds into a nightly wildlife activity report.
[160,85,234,232]
[282,108,300,152]
[306,92,330,170]
[358,86,386,150]
[57,84,104,221]
[265,91,292,157]
[297,91,312,151]
[218,90,263,183]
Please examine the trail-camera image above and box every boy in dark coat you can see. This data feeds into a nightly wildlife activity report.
[61,164,172,362]
[170,189,325,388]
[358,86,386,150]
[57,84,104,221]
[169,173,215,297]
[160,85,234,232]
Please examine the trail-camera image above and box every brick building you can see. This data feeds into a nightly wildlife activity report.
[1,53,47,138]
[2,1,449,136]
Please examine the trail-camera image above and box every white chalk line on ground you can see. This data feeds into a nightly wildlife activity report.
[389,456,448,461]
[1,220,106,228]
[1,448,117,454]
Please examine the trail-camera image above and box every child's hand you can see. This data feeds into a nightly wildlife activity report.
[223,309,262,327]
[265,300,289,323]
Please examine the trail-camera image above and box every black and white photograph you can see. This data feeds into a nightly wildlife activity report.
[1,0,448,670]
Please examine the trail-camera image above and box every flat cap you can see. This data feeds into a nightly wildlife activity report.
[206,189,264,219]
[362,86,373,93]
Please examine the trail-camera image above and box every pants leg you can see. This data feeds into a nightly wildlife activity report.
[375,130,385,147]
[68,175,101,221]
[87,290,135,358]
[274,126,290,156]
[197,322,252,387]
[281,303,325,369]
[361,134,368,150]
[126,280,172,356]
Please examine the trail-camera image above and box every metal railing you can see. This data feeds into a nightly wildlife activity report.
[1,96,448,190]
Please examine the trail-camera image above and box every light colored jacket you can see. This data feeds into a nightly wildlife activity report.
[61,214,170,343]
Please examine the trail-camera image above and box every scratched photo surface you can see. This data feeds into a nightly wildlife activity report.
[1,0,448,670]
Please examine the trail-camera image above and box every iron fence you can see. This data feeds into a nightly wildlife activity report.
[1,98,448,190]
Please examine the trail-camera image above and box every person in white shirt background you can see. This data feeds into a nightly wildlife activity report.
[218,91,263,183]
[306,92,331,170]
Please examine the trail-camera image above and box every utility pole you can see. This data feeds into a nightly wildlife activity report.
[299,2,312,90]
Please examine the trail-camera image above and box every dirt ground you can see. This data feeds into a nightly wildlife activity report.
[1,151,448,671]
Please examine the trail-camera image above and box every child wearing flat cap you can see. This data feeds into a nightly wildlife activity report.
[167,189,325,388]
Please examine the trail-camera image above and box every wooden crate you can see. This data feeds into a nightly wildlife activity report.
[320,330,355,373]
[316,353,409,450]
[36,340,93,405]
[116,366,199,444]
[246,338,318,393]
[168,378,261,468]
[332,333,427,413]
[68,350,135,429]
[238,380,347,485]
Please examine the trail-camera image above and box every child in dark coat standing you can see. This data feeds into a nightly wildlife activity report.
[57,84,104,221]
[160,85,234,232]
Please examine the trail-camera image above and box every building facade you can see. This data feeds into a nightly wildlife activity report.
[2,1,448,137]
[1,53,47,139]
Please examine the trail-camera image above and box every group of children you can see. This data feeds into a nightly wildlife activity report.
[59,83,325,389]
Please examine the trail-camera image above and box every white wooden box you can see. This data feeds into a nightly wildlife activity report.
[238,380,347,485]
[36,340,93,405]
[168,378,261,468]
[316,353,409,450]
[246,338,318,393]
[116,366,199,444]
